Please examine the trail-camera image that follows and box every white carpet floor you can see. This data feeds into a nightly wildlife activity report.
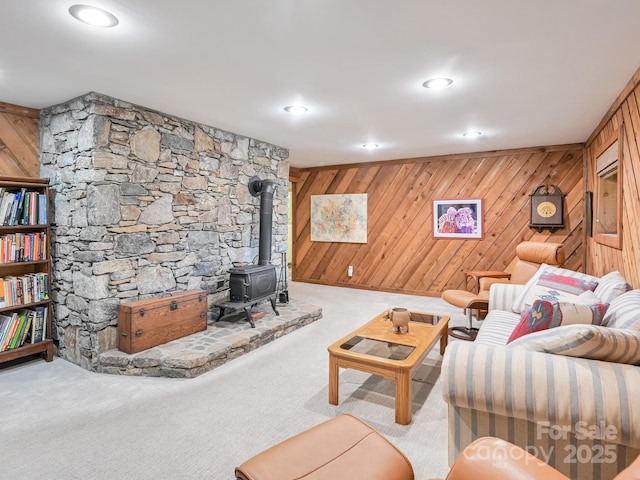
[0,282,470,479]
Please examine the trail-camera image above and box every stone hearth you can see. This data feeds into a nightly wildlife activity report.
[39,92,290,372]
[98,299,321,378]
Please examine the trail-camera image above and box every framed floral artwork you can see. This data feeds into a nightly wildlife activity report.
[433,198,483,239]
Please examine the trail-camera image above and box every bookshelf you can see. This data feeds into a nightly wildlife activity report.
[0,176,53,364]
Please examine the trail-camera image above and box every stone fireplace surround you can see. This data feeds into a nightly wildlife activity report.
[39,92,311,374]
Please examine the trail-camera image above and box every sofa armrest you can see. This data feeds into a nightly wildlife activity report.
[442,341,640,449]
[488,283,523,312]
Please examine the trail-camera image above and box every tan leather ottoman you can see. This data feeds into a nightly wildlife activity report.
[235,414,414,480]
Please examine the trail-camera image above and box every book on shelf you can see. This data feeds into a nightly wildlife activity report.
[18,309,34,346]
[4,276,16,306]
[29,192,38,225]
[32,233,41,260]
[7,310,28,350]
[0,192,11,224]
[1,312,20,351]
[23,234,30,262]
[19,191,30,225]
[0,308,43,351]
[30,306,46,343]
[2,278,8,308]
[0,232,47,264]
[14,278,23,306]
[2,192,15,225]
[0,313,13,348]
[0,189,47,227]
[13,188,27,226]
[7,189,23,226]
[38,194,47,225]
[0,273,49,307]
[18,191,40,226]
[24,276,33,304]
[13,232,22,262]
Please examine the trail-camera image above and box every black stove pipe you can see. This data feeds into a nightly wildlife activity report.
[248,176,275,266]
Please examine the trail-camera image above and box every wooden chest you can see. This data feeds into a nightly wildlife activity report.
[118,289,208,354]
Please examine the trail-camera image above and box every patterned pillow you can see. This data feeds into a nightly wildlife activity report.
[510,264,549,313]
[521,272,599,309]
[510,265,599,313]
[507,299,609,343]
[603,290,640,330]
[595,271,632,303]
[573,290,602,305]
[508,324,640,365]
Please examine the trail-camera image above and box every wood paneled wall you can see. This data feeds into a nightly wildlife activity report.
[585,66,640,288]
[0,102,40,178]
[292,145,585,296]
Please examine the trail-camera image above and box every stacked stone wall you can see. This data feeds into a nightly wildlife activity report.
[39,92,289,371]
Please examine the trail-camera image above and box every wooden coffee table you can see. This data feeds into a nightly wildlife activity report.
[328,310,449,425]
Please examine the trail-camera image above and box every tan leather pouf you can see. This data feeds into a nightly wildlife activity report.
[235,414,414,480]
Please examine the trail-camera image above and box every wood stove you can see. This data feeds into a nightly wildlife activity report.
[215,177,280,327]
[229,264,277,303]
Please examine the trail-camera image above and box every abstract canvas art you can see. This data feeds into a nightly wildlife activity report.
[311,194,368,243]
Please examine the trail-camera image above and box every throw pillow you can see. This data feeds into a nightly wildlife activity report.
[595,271,632,304]
[510,263,550,313]
[508,324,640,365]
[602,290,640,330]
[521,272,599,309]
[573,290,602,305]
[507,299,608,343]
[510,265,599,313]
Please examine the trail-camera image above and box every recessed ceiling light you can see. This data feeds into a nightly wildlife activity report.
[423,77,453,89]
[362,143,379,150]
[69,5,119,28]
[462,131,482,138]
[284,105,308,114]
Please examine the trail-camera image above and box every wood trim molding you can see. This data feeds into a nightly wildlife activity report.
[582,146,590,272]
[289,166,303,182]
[292,143,585,172]
[0,102,39,119]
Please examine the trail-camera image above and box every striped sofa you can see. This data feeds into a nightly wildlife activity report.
[442,271,640,480]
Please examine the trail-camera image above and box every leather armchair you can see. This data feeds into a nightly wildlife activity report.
[442,241,565,340]
[433,437,569,480]
[434,436,640,480]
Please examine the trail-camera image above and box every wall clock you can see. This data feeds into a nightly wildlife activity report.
[529,184,564,232]
[537,201,557,218]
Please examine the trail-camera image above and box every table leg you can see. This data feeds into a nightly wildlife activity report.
[440,329,448,355]
[328,354,339,405]
[395,370,411,425]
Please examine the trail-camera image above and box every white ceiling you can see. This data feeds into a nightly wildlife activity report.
[1,1,640,168]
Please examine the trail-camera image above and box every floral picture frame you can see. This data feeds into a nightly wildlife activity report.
[433,198,483,239]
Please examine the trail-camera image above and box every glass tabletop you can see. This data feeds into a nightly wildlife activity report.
[408,312,440,325]
[339,335,415,360]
